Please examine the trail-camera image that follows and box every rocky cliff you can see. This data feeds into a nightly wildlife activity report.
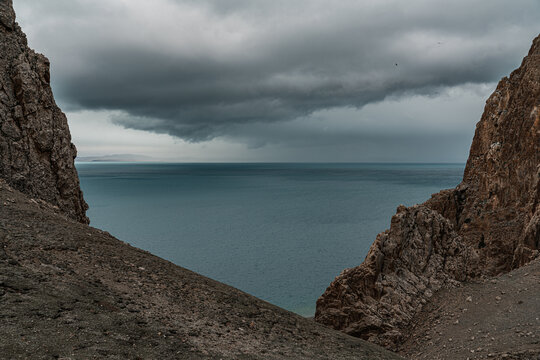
[315,34,540,349]
[0,2,403,358]
[0,0,88,223]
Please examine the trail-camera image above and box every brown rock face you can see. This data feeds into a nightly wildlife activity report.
[315,34,540,349]
[0,0,88,223]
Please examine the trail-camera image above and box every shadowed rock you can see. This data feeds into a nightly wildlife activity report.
[0,0,88,223]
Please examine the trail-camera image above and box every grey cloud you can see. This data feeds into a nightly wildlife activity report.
[14,0,540,141]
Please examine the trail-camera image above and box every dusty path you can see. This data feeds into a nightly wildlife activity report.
[399,258,540,360]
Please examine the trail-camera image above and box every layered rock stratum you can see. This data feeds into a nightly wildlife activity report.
[315,34,540,350]
[0,0,88,223]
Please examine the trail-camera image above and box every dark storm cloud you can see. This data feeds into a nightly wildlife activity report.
[14,0,540,141]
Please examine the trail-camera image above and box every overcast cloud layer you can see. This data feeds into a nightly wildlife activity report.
[13,0,540,161]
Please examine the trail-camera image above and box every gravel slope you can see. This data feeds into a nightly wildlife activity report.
[0,179,402,360]
[399,257,540,360]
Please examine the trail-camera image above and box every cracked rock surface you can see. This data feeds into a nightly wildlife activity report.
[315,34,540,350]
[0,0,88,223]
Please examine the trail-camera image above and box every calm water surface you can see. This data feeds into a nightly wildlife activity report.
[76,162,464,316]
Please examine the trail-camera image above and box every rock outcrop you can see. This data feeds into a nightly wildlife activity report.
[0,0,88,223]
[315,34,540,349]
[0,3,403,358]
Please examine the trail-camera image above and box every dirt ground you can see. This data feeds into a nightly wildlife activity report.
[0,179,402,359]
[399,257,540,360]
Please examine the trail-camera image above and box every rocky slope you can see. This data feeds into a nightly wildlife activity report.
[315,34,540,349]
[0,0,88,223]
[399,258,540,360]
[0,2,401,358]
[0,179,402,360]
[0,0,537,357]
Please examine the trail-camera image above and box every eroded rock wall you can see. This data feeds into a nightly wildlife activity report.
[315,34,540,349]
[0,0,88,223]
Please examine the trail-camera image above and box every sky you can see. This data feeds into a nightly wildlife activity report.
[13,0,540,162]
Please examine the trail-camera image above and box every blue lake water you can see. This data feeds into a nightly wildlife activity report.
[76,162,464,316]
